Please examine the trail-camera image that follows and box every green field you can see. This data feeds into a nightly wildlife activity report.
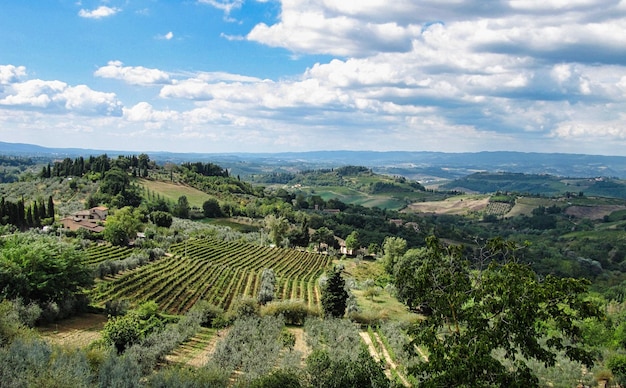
[138,178,212,208]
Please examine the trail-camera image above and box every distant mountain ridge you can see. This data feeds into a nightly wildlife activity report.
[2,141,626,180]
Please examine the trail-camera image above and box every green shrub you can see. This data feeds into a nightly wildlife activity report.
[247,369,302,388]
[189,300,226,328]
[146,364,229,388]
[231,296,260,319]
[260,300,315,326]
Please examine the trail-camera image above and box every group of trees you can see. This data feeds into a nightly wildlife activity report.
[0,195,54,229]
[43,153,153,180]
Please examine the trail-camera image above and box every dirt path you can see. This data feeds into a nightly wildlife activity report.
[38,313,107,348]
[360,331,411,387]
[167,327,227,367]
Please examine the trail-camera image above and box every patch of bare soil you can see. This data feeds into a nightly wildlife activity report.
[405,196,490,215]
[564,205,626,220]
[287,327,309,364]
[169,328,228,367]
[38,313,107,348]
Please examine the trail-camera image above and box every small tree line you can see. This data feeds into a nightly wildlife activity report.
[0,195,54,229]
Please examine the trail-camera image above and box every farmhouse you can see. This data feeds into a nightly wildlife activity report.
[72,206,108,221]
[59,206,107,233]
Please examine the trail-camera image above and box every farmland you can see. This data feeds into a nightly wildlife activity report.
[90,239,332,314]
[138,178,213,208]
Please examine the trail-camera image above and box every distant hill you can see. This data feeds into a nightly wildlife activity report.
[441,172,626,199]
[2,141,626,179]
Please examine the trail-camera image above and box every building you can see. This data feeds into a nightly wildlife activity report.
[59,206,107,233]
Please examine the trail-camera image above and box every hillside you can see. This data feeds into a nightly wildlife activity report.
[440,172,626,199]
[4,141,626,179]
[253,165,442,211]
[2,152,626,386]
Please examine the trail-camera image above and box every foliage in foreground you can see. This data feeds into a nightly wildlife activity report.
[0,233,92,306]
[394,236,603,387]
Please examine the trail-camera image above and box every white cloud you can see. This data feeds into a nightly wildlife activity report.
[157,31,174,40]
[78,6,120,19]
[123,102,179,122]
[0,65,26,84]
[0,68,122,116]
[58,85,122,116]
[8,1,626,154]
[198,0,243,15]
[95,61,171,85]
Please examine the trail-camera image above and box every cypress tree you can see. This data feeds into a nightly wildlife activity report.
[47,196,55,219]
[321,267,348,318]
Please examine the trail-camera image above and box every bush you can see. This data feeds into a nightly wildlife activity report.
[231,297,260,319]
[98,351,142,388]
[189,300,226,328]
[105,299,130,317]
[260,300,316,326]
[305,347,389,388]
[347,310,386,326]
[0,338,93,388]
[247,369,302,388]
[146,364,230,388]
[0,300,30,345]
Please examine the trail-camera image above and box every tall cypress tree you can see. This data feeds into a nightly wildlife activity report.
[321,267,348,318]
[47,196,55,220]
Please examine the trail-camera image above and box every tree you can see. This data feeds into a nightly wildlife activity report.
[103,313,143,353]
[0,234,93,304]
[311,227,335,252]
[382,236,407,273]
[287,219,310,248]
[150,210,172,228]
[100,167,130,196]
[396,237,602,387]
[203,198,224,218]
[173,195,190,219]
[608,354,626,386]
[104,207,142,246]
[257,268,276,305]
[320,267,348,318]
[306,347,389,388]
[345,231,360,255]
[264,214,289,247]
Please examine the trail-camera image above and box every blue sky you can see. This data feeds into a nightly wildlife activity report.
[1,0,626,155]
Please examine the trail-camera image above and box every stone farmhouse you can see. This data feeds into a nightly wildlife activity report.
[59,206,108,233]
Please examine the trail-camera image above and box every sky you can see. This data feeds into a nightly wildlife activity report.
[1,1,626,156]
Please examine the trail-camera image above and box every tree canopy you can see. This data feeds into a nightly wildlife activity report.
[0,234,92,304]
[394,236,602,387]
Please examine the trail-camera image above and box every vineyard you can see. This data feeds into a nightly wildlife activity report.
[84,245,132,265]
[90,239,332,314]
[484,201,513,217]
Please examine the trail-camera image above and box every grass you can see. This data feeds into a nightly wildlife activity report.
[200,218,261,233]
[339,258,419,324]
[137,178,212,208]
[352,289,420,325]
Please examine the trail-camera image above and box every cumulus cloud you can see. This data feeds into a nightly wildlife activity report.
[0,67,122,116]
[123,102,179,122]
[78,6,120,19]
[9,1,626,153]
[0,65,26,84]
[95,61,171,85]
